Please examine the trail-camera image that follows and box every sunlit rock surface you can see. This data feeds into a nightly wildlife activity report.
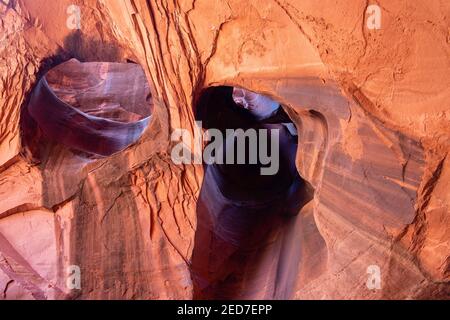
[0,0,448,299]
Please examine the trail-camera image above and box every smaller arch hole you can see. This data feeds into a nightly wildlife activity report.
[22,58,153,159]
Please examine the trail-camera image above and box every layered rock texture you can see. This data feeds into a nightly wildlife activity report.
[0,0,449,299]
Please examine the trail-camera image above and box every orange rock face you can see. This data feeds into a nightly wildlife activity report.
[0,0,449,299]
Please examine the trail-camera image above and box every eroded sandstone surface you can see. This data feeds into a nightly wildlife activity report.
[0,0,448,299]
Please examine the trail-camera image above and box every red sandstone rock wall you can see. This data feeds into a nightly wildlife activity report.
[0,0,448,299]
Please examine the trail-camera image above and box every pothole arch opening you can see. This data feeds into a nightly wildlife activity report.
[22,58,153,159]
[191,85,314,299]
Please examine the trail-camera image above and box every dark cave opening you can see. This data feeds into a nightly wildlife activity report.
[191,86,314,299]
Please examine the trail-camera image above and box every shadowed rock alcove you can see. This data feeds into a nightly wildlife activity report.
[191,86,314,299]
